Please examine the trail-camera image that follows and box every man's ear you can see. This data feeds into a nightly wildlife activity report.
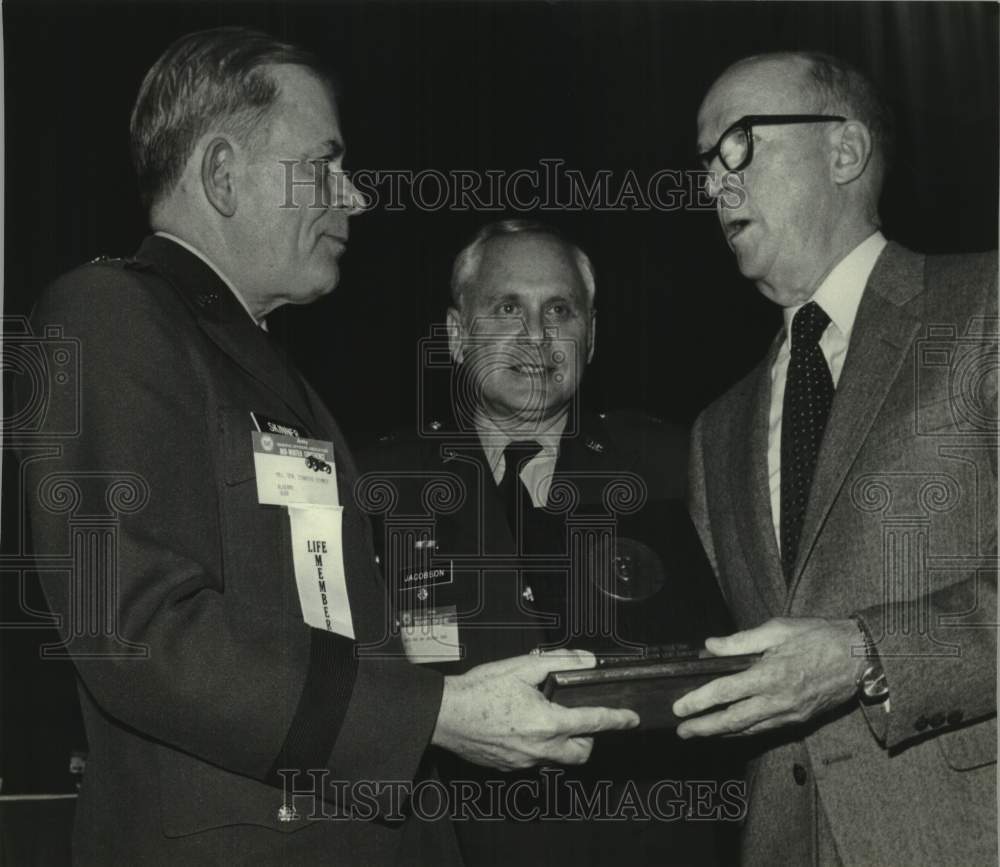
[446,307,465,364]
[830,120,872,186]
[201,137,238,217]
[586,308,597,364]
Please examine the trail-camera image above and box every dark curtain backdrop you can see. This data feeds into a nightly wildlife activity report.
[1,0,997,843]
[3,0,998,439]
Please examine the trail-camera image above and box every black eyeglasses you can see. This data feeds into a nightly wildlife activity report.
[698,114,847,172]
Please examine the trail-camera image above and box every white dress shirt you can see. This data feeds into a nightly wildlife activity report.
[154,231,264,328]
[477,409,568,508]
[768,231,888,546]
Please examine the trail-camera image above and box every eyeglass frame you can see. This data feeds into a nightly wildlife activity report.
[698,114,847,172]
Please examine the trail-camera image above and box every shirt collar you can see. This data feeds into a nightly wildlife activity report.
[781,230,887,342]
[154,231,264,328]
[476,408,569,475]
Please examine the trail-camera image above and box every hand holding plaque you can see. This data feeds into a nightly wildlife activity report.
[542,647,761,731]
[432,650,641,769]
[672,617,867,738]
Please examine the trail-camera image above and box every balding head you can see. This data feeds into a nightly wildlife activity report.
[698,51,887,305]
[702,51,891,216]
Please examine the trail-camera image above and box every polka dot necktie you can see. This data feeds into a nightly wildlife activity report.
[498,440,543,535]
[780,301,833,580]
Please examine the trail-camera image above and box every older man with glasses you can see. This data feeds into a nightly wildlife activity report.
[677,50,997,866]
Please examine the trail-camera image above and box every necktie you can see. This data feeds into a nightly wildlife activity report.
[780,301,833,580]
[498,440,543,536]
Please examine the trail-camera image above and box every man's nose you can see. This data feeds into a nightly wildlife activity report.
[331,171,367,216]
[519,312,550,342]
[703,164,726,200]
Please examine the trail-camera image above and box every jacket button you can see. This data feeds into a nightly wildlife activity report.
[915,716,929,731]
[929,712,946,728]
[792,763,808,786]
[946,710,964,726]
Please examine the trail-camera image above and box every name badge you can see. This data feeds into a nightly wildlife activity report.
[398,560,454,593]
[252,431,339,507]
[399,605,460,663]
[287,505,354,639]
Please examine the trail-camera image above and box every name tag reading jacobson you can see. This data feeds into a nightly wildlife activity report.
[252,431,339,507]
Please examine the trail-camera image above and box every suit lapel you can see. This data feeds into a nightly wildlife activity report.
[788,243,924,596]
[133,236,317,435]
[733,347,787,612]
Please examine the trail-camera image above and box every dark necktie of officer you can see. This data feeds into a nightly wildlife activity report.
[780,301,834,581]
[498,440,543,540]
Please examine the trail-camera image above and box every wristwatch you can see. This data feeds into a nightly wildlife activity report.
[850,615,889,702]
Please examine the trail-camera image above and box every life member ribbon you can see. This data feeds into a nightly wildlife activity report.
[287,505,354,639]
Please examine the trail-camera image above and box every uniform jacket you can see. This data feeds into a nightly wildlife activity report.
[19,236,458,866]
[359,408,740,867]
[689,243,998,866]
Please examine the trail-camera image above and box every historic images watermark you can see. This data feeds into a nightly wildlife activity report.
[1,316,150,658]
[280,158,746,213]
[275,768,748,823]
[847,315,999,657]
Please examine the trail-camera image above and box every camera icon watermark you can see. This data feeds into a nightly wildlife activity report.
[2,317,80,441]
[914,318,998,436]
[416,322,584,440]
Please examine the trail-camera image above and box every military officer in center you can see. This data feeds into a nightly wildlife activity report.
[358,219,739,867]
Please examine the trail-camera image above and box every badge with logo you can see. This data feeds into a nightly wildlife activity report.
[251,431,339,507]
[249,415,352,638]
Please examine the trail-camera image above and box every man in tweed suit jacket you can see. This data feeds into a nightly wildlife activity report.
[676,51,997,865]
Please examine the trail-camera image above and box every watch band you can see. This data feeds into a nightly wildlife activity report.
[850,615,890,701]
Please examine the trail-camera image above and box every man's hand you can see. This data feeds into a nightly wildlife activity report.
[673,617,866,739]
[432,650,640,770]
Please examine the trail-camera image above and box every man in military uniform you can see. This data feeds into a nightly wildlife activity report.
[359,219,739,866]
[17,33,639,866]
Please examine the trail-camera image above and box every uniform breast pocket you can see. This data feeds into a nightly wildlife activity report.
[217,407,295,616]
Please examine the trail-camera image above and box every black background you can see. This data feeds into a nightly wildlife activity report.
[1,0,997,831]
[3,0,998,441]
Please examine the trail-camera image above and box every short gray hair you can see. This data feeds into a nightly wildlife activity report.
[450,219,596,309]
[130,27,334,211]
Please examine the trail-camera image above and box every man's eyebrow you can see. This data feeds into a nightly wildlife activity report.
[483,292,518,305]
[310,139,345,160]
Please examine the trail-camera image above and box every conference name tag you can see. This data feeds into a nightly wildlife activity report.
[252,431,339,507]
[287,505,355,639]
[399,606,460,663]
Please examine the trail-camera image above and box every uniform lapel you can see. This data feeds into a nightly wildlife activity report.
[552,411,618,480]
[133,235,317,436]
[733,347,787,612]
[787,243,924,597]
